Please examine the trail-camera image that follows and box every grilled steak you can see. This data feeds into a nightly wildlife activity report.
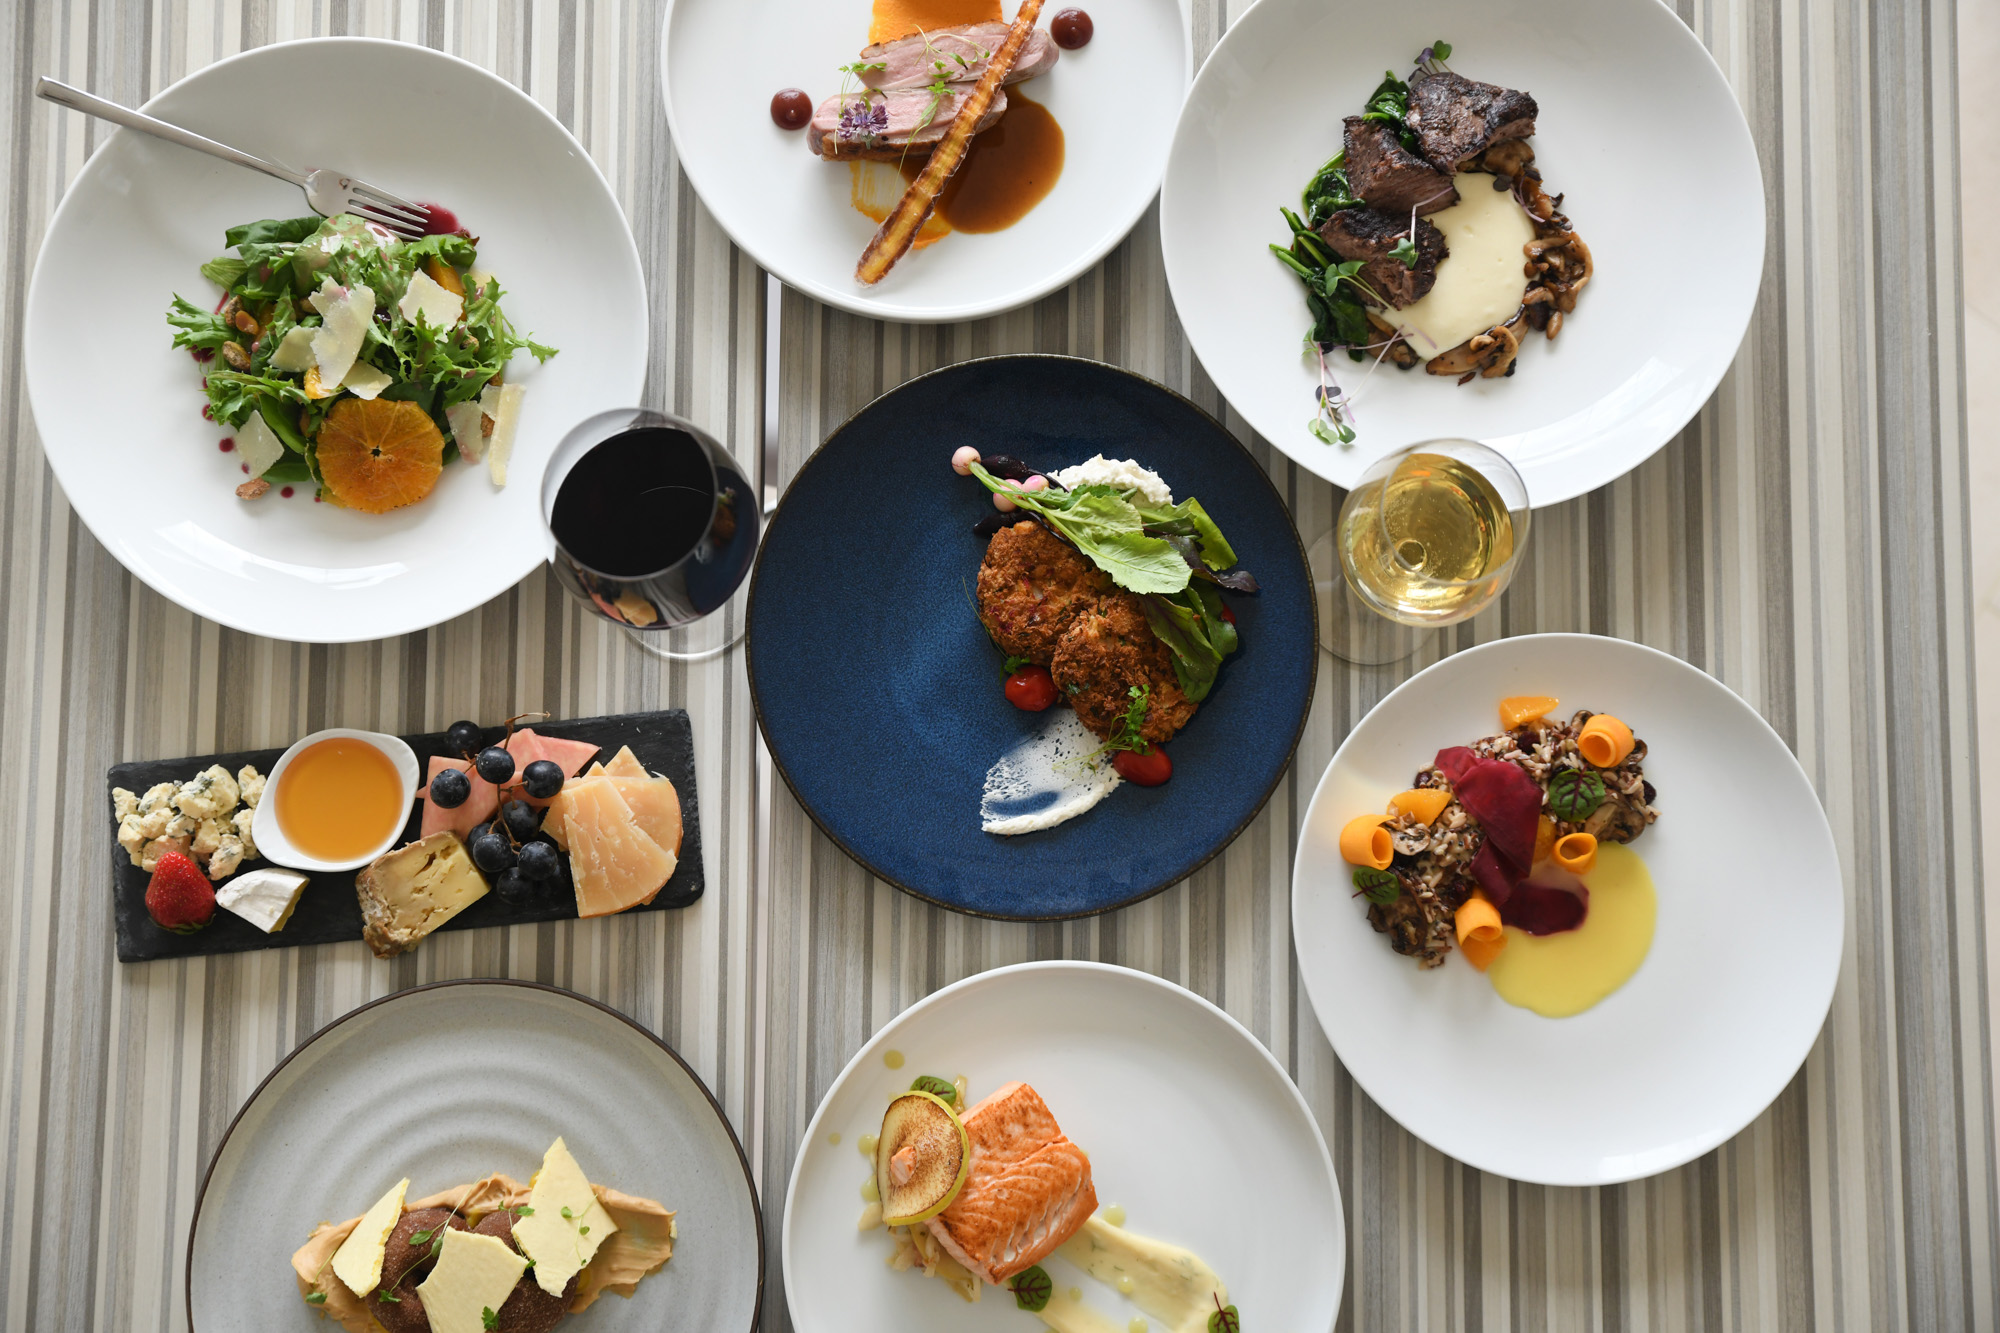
[1342,116,1458,215]
[1317,207,1448,309]
[857,22,1058,91]
[808,85,1009,160]
[1405,70,1538,173]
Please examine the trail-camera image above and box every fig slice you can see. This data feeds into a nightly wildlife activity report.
[876,1089,970,1227]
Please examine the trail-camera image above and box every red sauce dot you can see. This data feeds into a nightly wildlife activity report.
[313,494,323,502]
[770,88,813,131]
[201,405,213,421]
[240,463,249,474]
[219,438,234,452]
[1051,8,1093,47]
[416,202,461,235]
[281,486,295,498]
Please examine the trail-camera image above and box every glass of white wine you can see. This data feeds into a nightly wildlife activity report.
[1312,439,1531,665]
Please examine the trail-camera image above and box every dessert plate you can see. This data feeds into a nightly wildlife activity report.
[661,0,1190,321]
[1292,634,1842,1185]
[186,981,762,1330]
[783,961,1344,1333]
[746,355,1316,920]
[26,38,646,642]
[1160,0,1764,503]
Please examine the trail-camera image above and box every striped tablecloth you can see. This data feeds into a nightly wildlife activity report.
[0,1,1990,1329]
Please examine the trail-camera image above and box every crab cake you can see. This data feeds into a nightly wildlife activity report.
[976,520,1109,663]
[1049,592,1198,744]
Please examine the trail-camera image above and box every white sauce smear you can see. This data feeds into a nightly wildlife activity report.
[980,708,1122,835]
[1387,172,1538,358]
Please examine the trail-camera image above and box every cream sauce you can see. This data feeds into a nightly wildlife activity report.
[1036,1288,1126,1333]
[1486,842,1657,1017]
[981,707,1122,835]
[1386,173,1537,359]
[1057,1218,1228,1333]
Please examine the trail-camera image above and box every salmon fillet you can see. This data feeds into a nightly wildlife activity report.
[924,1082,1096,1284]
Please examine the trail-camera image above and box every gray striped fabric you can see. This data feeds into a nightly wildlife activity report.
[0,1,1989,1330]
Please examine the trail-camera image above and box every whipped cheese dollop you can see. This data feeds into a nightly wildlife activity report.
[1051,455,1174,505]
[1386,172,1538,358]
[980,708,1122,835]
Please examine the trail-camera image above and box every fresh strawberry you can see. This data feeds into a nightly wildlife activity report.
[145,850,215,933]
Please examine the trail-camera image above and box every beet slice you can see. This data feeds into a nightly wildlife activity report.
[1434,746,1543,878]
[1499,881,1589,935]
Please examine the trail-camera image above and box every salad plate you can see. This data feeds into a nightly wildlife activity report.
[1293,634,1842,1185]
[745,355,1316,920]
[1159,0,1764,504]
[186,980,763,1331]
[661,0,1190,322]
[26,38,646,643]
[782,961,1344,1333]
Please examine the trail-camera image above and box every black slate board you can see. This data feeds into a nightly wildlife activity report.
[108,710,702,963]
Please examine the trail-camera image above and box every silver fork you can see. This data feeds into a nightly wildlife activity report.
[35,76,431,239]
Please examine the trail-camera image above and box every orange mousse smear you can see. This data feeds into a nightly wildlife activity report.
[870,0,1000,43]
[275,738,406,861]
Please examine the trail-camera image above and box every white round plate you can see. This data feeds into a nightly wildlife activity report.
[186,981,763,1331]
[1293,635,1842,1185]
[782,961,1344,1333]
[1161,0,1763,504]
[26,38,646,643]
[662,0,1190,322]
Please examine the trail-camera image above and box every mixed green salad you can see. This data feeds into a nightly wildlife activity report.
[166,213,555,510]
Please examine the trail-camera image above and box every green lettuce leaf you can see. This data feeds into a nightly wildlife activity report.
[224,215,324,249]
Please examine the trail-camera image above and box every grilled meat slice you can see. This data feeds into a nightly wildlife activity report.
[856,22,1058,91]
[1405,70,1538,172]
[808,85,1009,160]
[1316,207,1448,310]
[1342,116,1458,216]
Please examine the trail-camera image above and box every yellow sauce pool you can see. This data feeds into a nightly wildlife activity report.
[1486,843,1657,1017]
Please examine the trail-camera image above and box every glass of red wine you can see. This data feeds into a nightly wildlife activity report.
[542,408,760,661]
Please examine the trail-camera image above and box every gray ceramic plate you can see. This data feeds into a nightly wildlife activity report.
[187,980,762,1331]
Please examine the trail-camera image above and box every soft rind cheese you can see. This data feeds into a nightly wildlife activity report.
[214,866,308,932]
[416,1229,527,1333]
[340,361,394,400]
[309,279,376,388]
[354,832,489,959]
[269,325,317,373]
[330,1176,409,1297]
[514,1137,619,1296]
[233,411,286,480]
[480,382,526,487]
[399,269,465,331]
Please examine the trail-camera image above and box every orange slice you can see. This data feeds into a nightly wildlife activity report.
[315,398,445,514]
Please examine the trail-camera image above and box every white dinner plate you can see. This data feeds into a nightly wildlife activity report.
[1160,0,1764,504]
[662,0,1190,322]
[782,961,1344,1333]
[1292,635,1842,1185]
[186,980,763,1331]
[26,38,646,643]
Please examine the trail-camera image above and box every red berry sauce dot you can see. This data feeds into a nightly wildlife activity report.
[280,486,295,498]
[219,438,234,452]
[240,463,249,474]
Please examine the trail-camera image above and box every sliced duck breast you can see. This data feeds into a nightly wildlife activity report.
[857,22,1059,91]
[808,85,1010,160]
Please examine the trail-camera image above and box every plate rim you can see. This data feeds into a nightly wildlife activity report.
[25,35,649,644]
[182,977,766,1332]
[1289,631,1844,1185]
[1157,0,1766,505]
[743,353,1319,921]
[777,958,1346,1330]
[656,0,1195,323]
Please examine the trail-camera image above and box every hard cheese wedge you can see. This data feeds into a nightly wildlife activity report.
[416,1228,527,1333]
[601,746,647,779]
[330,1176,409,1297]
[355,832,489,958]
[561,780,676,916]
[513,1137,619,1297]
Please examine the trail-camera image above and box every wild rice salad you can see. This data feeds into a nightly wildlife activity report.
[1368,708,1659,967]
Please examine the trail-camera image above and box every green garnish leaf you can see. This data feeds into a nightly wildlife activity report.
[969,463,1190,595]
[304,1292,327,1305]
[1388,236,1420,270]
[200,255,248,289]
[1009,1265,1054,1312]
[1353,867,1400,905]
[409,1228,434,1244]
[910,1075,958,1104]
[482,1307,499,1331]
[376,1290,402,1303]
[560,1206,573,1221]
[1546,768,1606,822]
[579,1225,590,1236]
[224,215,324,249]
[1001,654,1033,675]
[1209,1299,1241,1333]
[1432,40,1453,60]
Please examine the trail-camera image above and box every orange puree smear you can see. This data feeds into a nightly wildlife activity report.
[274,737,405,862]
[870,0,1001,43]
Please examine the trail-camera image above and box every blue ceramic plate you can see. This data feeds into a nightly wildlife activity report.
[747,356,1316,919]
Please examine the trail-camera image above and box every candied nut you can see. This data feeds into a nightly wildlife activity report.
[233,309,261,336]
[236,478,271,499]
[220,341,252,371]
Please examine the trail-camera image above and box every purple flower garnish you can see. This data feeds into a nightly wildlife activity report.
[836,96,888,143]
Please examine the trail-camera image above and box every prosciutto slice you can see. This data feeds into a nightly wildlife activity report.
[1435,746,1544,907]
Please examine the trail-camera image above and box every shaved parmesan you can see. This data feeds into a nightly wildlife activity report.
[233,411,286,478]
[269,325,316,373]
[445,400,488,462]
[398,270,464,331]
[480,383,525,487]
[340,361,394,400]
[310,281,375,389]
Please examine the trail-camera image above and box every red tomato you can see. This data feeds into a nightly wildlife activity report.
[1112,745,1172,786]
[1219,602,1236,624]
[1004,665,1059,712]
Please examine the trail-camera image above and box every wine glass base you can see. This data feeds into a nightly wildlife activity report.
[1308,529,1443,667]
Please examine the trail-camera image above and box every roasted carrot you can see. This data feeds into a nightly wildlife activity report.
[854,0,1047,286]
